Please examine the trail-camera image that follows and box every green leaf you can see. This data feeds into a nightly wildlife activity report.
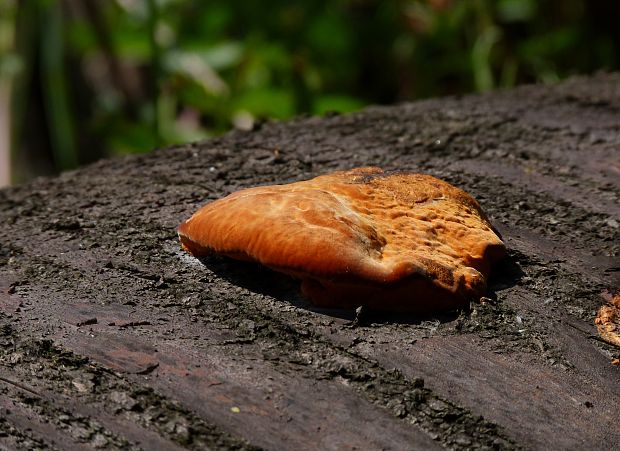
[201,42,243,71]
[471,25,501,92]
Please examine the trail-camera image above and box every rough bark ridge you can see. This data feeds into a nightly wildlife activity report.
[1,73,619,450]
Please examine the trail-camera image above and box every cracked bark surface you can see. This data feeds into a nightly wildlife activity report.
[1,73,619,450]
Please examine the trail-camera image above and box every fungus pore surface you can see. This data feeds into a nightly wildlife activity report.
[178,167,506,312]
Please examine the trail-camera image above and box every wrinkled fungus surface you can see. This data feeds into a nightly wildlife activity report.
[178,167,506,312]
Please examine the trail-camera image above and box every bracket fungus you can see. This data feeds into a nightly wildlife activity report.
[178,167,506,312]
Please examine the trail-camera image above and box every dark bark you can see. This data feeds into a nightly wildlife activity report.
[0,73,618,450]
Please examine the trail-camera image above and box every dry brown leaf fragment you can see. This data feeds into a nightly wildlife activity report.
[595,294,620,347]
[178,167,506,312]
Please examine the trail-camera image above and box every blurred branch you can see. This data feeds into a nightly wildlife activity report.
[40,0,78,170]
[0,83,10,188]
[10,0,38,183]
[0,0,17,187]
[79,0,141,118]
[146,0,162,145]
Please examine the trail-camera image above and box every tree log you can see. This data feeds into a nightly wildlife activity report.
[1,73,618,450]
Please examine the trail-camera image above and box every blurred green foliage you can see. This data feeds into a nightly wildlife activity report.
[4,0,620,182]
